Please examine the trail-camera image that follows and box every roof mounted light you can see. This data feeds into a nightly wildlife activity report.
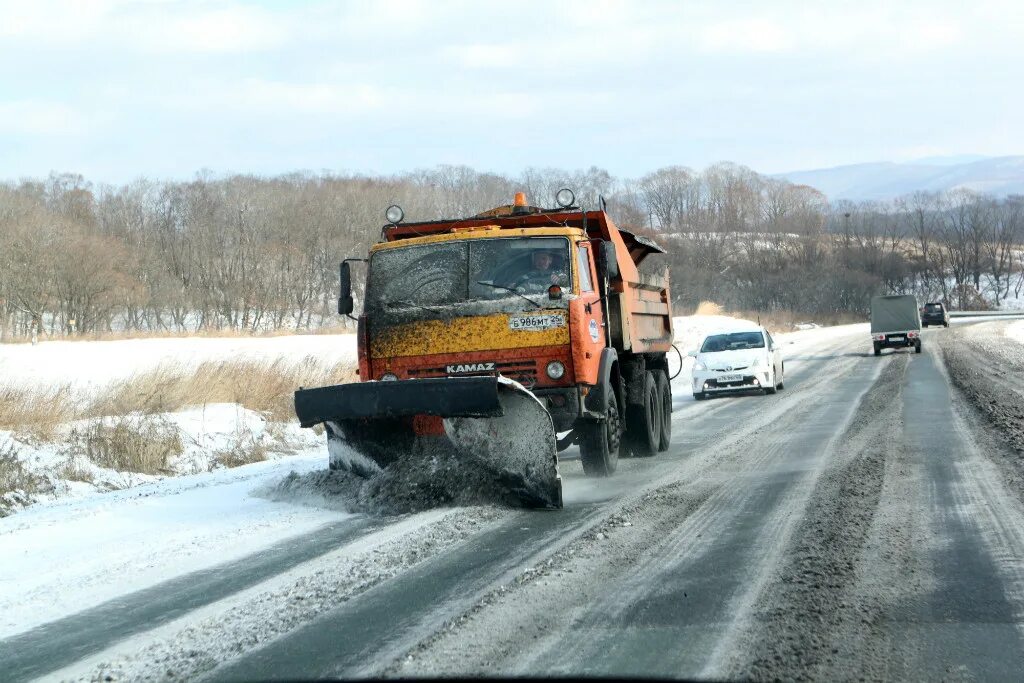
[555,188,575,208]
[512,192,529,215]
[385,205,404,224]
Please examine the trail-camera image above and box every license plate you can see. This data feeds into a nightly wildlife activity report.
[508,313,565,331]
[889,336,904,342]
[719,374,742,382]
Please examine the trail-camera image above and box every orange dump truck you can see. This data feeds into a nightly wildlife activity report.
[294,191,674,508]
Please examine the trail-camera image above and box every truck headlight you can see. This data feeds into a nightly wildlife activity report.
[546,361,565,379]
[380,373,398,381]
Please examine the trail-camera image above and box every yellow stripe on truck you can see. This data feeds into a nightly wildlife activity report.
[370,312,568,358]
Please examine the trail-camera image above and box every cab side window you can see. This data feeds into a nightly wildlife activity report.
[577,246,594,292]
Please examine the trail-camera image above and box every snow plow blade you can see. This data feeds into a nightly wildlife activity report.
[294,376,561,509]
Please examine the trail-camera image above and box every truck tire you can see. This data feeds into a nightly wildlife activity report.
[580,388,621,477]
[873,342,881,356]
[944,322,949,328]
[625,372,661,458]
[655,370,672,452]
[915,340,922,354]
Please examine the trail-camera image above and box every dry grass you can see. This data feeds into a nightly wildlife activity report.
[213,430,269,469]
[0,386,76,440]
[1,442,46,513]
[57,455,95,484]
[694,301,724,316]
[87,356,357,422]
[68,415,183,475]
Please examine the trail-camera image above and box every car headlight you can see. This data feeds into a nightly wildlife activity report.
[546,361,566,379]
[380,372,398,381]
[693,360,707,371]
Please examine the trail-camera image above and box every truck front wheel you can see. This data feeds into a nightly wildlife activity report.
[580,389,621,477]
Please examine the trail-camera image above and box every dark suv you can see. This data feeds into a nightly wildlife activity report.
[921,302,949,328]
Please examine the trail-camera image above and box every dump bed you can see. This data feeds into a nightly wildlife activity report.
[870,295,921,334]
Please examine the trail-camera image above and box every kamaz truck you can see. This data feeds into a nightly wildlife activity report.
[294,191,675,508]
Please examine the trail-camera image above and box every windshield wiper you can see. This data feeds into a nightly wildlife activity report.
[384,299,441,314]
[476,281,542,309]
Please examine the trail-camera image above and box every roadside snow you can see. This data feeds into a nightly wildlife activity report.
[0,333,356,391]
[1007,321,1024,345]
[0,451,347,639]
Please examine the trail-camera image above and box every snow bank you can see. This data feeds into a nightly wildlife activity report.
[1007,321,1024,345]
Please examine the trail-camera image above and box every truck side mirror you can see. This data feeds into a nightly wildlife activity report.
[601,241,620,280]
[339,262,354,315]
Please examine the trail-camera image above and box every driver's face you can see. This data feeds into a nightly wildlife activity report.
[533,252,552,270]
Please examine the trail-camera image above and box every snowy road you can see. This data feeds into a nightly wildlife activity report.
[4,320,1024,681]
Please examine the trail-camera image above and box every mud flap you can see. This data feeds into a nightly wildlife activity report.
[301,376,562,509]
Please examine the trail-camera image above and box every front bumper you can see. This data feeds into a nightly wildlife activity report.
[294,376,504,428]
[692,369,771,394]
[533,386,584,432]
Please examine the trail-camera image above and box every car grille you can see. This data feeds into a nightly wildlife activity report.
[712,365,749,372]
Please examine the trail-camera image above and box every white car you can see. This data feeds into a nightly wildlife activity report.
[690,327,784,400]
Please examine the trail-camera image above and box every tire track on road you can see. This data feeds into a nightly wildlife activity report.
[381,343,885,678]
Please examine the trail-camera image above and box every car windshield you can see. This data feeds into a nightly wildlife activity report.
[364,237,571,311]
[700,332,765,352]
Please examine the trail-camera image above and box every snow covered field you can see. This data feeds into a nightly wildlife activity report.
[0,333,357,392]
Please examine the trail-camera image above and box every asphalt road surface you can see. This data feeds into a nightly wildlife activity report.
[4,321,1024,681]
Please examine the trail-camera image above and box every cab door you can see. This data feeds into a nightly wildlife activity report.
[569,242,605,386]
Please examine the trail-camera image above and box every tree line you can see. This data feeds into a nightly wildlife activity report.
[0,164,1021,340]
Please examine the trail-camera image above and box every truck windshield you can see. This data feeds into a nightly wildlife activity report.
[365,237,571,312]
[700,332,765,352]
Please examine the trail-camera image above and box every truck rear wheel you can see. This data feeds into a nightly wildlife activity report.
[873,342,881,356]
[580,389,621,477]
[626,372,661,458]
[915,340,922,354]
[655,370,672,452]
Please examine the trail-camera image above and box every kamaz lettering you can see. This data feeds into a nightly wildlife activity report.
[446,362,496,374]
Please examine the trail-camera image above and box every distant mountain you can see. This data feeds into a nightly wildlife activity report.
[776,156,1024,201]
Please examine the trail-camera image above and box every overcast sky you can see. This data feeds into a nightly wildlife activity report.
[1,0,1022,183]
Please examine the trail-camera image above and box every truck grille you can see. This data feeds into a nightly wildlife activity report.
[407,360,538,388]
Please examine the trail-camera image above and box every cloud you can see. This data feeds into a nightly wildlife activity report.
[127,6,289,54]
[0,1,289,54]
[0,101,90,135]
